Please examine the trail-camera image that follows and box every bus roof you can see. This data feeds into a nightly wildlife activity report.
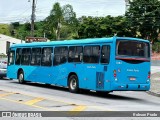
[10,37,149,48]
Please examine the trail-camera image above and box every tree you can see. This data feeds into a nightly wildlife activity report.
[77,16,130,39]
[125,0,160,42]
[44,2,78,40]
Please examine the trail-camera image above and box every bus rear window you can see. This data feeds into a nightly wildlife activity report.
[116,40,150,59]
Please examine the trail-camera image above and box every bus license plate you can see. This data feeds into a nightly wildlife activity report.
[130,77,136,81]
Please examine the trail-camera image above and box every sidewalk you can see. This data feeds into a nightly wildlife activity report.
[147,72,160,97]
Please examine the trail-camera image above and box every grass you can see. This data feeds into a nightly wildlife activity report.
[0,24,10,36]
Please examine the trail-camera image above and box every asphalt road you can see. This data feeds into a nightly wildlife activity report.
[0,66,159,119]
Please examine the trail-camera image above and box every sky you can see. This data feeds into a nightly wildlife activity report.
[0,0,126,23]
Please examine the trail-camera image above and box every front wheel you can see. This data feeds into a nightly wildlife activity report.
[68,75,79,93]
[18,71,25,84]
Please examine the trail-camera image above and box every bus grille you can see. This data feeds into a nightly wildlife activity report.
[96,72,104,89]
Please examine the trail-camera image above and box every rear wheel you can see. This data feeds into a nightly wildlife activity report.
[18,71,25,84]
[68,75,79,93]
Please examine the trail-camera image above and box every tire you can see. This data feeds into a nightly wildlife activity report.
[18,71,25,84]
[68,75,79,93]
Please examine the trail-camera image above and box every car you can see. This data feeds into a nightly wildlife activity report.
[0,58,7,79]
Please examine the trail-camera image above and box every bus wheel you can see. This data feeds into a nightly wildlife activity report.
[69,75,79,93]
[18,71,25,84]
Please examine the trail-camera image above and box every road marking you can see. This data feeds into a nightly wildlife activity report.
[24,97,45,105]
[69,105,87,115]
[0,90,114,112]
[0,97,51,110]
[0,92,14,97]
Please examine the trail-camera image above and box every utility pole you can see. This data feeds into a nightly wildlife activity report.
[31,0,36,37]
[125,0,130,13]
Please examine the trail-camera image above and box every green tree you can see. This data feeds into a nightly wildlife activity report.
[44,2,78,40]
[77,16,130,39]
[125,0,160,42]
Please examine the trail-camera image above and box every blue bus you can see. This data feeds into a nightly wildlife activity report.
[7,37,150,93]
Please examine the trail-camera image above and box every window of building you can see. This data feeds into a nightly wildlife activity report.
[41,47,53,66]
[68,46,83,62]
[21,48,31,65]
[101,45,110,64]
[83,46,100,63]
[15,48,22,65]
[31,48,41,66]
[53,47,68,66]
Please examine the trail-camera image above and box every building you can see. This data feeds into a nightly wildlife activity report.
[0,34,24,57]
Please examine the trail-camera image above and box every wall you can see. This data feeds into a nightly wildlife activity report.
[0,34,24,56]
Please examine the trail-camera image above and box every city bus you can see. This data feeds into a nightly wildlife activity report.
[7,36,150,93]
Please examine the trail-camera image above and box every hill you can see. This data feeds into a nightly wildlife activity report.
[0,24,10,36]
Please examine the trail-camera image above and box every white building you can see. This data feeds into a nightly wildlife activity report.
[0,34,24,56]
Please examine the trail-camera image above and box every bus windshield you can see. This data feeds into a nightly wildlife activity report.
[116,40,150,61]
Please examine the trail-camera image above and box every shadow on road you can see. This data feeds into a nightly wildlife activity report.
[0,77,9,80]
[5,80,143,101]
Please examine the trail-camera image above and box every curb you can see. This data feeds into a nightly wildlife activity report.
[146,91,160,97]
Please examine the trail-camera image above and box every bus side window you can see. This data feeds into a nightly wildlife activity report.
[41,47,53,66]
[31,48,41,66]
[53,47,68,66]
[68,46,83,63]
[101,45,110,64]
[84,46,100,63]
[21,48,31,65]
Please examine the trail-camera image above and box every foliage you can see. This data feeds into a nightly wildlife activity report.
[125,0,160,42]
[0,24,10,35]
[77,16,131,39]
[152,42,160,53]
[44,2,78,40]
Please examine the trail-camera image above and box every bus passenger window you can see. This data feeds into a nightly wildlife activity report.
[21,48,31,65]
[53,47,68,66]
[101,45,110,64]
[31,48,41,66]
[41,47,53,66]
[84,46,100,63]
[68,46,83,63]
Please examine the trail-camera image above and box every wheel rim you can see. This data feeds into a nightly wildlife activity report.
[70,78,77,90]
[19,73,23,82]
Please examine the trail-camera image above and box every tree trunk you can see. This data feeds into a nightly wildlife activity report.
[56,19,61,40]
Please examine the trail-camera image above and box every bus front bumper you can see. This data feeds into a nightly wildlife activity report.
[111,83,150,91]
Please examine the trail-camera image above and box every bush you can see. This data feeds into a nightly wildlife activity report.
[152,42,160,53]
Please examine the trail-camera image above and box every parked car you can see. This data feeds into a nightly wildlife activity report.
[0,58,7,79]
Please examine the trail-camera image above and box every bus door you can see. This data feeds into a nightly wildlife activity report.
[7,48,16,79]
[52,46,68,86]
[83,45,111,91]
[38,47,53,84]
